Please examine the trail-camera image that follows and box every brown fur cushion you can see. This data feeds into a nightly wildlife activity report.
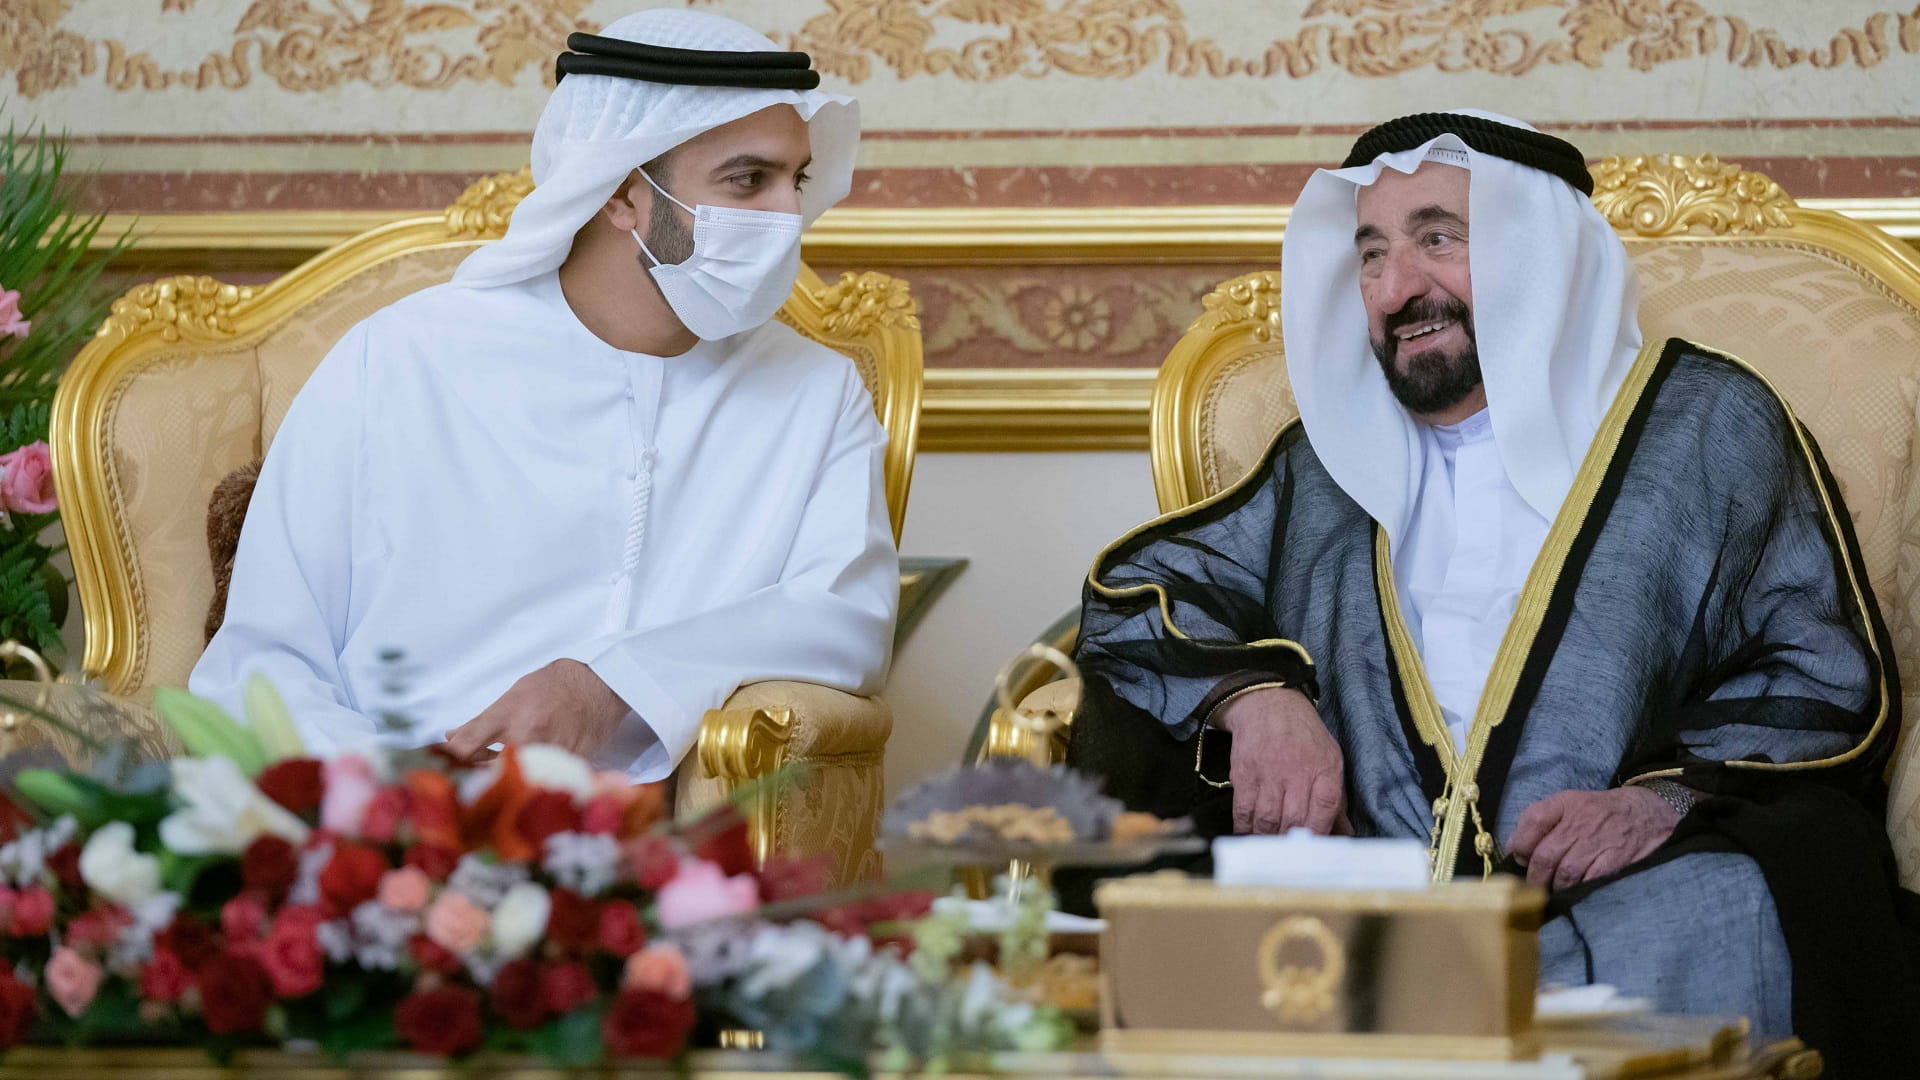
[205,460,262,643]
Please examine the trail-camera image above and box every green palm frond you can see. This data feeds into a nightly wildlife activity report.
[0,123,137,409]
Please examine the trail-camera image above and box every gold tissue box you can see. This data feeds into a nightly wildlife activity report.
[1095,874,1546,1061]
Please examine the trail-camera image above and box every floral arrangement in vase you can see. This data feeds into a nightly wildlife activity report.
[0,676,1069,1068]
[0,123,133,658]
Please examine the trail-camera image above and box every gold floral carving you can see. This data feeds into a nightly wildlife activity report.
[1188,271,1283,344]
[788,0,1920,83]
[815,271,922,337]
[100,276,258,344]
[3,0,595,98]
[7,1,1919,97]
[1042,285,1113,352]
[443,166,535,240]
[1591,154,1797,237]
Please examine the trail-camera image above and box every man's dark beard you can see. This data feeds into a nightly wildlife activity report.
[1369,294,1482,415]
[638,164,694,266]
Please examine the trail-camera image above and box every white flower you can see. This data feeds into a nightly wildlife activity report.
[288,840,333,906]
[78,822,162,906]
[455,744,593,806]
[158,756,310,855]
[739,921,837,1000]
[543,832,621,897]
[516,745,596,802]
[316,920,354,964]
[349,901,416,971]
[448,854,527,908]
[0,816,75,888]
[491,880,551,960]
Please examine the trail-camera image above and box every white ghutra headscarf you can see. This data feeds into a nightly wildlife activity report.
[453,9,859,290]
[1279,110,1643,546]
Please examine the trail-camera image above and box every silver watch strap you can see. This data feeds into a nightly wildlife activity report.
[1641,778,1700,817]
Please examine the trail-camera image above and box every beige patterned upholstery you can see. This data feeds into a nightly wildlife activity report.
[1147,159,1920,890]
[51,171,923,884]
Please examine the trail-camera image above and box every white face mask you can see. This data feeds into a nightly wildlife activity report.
[631,169,803,341]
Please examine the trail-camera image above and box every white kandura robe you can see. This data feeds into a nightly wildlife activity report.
[1392,409,1550,752]
[190,271,899,780]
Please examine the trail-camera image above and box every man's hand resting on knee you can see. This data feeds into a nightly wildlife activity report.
[443,659,630,763]
[1214,686,1352,836]
[1508,787,1680,892]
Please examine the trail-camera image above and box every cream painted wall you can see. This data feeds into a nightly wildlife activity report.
[881,451,1159,799]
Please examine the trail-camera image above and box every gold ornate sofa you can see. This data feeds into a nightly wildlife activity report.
[44,168,922,883]
[1005,155,1920,891]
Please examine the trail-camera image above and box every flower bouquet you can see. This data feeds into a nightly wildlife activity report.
[0,676,1069,1068]
[0,123,134,659]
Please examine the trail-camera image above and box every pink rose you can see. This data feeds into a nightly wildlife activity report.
[653,857,758,930]
[621,943,690,1000]
[377,867,431,913]
[320,754,380,835]
[47,946,102,1017]
[0,442,54,515]
[424,890,489,955]
[0,289,28,340]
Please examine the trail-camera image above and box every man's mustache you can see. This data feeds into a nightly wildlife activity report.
[1382,295,1474,341]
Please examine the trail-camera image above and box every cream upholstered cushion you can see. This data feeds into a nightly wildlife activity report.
[1187,238,1920,887]
[106,249,468,699]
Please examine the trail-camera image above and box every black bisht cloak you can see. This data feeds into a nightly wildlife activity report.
[1067,339,1920,1077]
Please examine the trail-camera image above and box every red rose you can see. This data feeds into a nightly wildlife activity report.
[0,795,31,846]
[602,987,696,1059]
[395,986,483,1056]
[140,946,190,1002]
[757,854,831,903]
[65,906,130,948]
[623,834,679,891]
[273,903,324,936]
[221,892,270,947]
[488,958,548,1030]
[404,844,459,883]
[9,886,53,937]
[242,836,299,901]
[0,968,34,1047]
[816,890,937,950]
[409,934,463,975]
[45,843,84,896]
[319,842,388,916]
[542,962,597,1015]
[401,770,463,853]
[580,796,623,836]
[694,815,755,877]
[546,889,599,955]
[360,787,411,844]
[515,790,581,852]
[596,901,647,958]
[158,915,220,968]
[256,759,324,815]
[197,953,270,1034]
[259,919,323,998]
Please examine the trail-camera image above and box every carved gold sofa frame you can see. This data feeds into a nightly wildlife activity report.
[47,168,922,883]
[996,155,1920,892]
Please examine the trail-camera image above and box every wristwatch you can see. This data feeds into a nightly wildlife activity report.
[1640,777,1701,818]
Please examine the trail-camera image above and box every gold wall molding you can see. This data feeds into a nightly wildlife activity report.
[94,199,1920,262]
[84,196,1920,454]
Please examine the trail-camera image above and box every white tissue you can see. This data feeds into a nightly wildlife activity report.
[1212,829,1431,889]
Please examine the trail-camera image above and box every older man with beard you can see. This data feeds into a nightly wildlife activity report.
[1067,111,1919,1073]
